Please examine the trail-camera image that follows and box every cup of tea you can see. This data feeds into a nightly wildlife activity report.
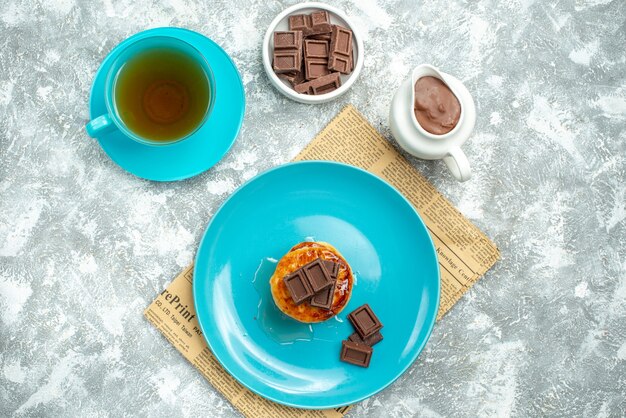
[86,35,215,146]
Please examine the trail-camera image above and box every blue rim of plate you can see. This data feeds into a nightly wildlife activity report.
[192,161,440,409]
[88,27,245,181]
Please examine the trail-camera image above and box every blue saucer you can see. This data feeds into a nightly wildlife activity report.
[193,161,440,409]
[88,28,245,181]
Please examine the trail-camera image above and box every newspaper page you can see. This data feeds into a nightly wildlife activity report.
[144,105,500,418]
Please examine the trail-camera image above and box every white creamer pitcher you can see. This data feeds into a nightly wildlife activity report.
[389,64,476,182]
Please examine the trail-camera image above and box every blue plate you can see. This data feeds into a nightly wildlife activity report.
[193,161,440,409]
[88,28,245,181]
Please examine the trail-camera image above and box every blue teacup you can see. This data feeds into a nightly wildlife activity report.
[86,35,215,146]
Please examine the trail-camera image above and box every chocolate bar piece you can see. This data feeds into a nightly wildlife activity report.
[294,72,341,95]
[288,14,311,31]
[302,258,334,293]
[328,25,353,74]
[304,39,329,80]
[310,259,338,309]
[273,50,301,73]
[348,304,383,338]
[277,71,305,87]
[304,23,332,37]
[310,283,335,310]
[350,49,354,72]
[289,11,331,37]
[274,31,302,50]
[304,39,330,80]
[305,58,330,80]
[304,39,329,59]
[273,31,302,73]
[305,11,332,37]
[348,331,383,347]
[308,33,331,41]
[283,270,313,305]
[321,260,339,279]
[310,10,330,26]
[340,340,373,367]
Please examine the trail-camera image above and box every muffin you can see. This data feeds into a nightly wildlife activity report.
[270,241,353,323]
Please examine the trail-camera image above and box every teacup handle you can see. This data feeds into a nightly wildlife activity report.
[85,114,114,138]
[443,146,472,182]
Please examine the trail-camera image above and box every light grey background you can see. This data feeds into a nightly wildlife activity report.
[1,0,625,416]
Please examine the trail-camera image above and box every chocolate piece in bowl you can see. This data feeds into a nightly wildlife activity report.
[303,39,330,80]
[272,31,302,73]
[305,10,332,36]
[350,49,354,72]
[308,33,331,41]
[304,39,329,59]
[274,31,303,51]
[340,340,373,367]
[328,25,353,74]
[273,51,301,73]
[305,58,331,80]
[310,10,331,28]
[348,303,383,338]
[305,24,333,37]
[288,14,311,31]
[289,10,332,36]
[277,71,305,87]
[294,72,341,95]
[311,10,330,25]
[283,269,314,305]
[348,331,384,347]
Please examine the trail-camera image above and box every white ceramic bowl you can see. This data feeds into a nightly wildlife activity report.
[262,2,364,104]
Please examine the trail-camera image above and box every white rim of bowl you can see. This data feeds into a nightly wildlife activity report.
[262,2,364,104]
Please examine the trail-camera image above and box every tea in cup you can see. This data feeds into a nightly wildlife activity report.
[86,35,215,146]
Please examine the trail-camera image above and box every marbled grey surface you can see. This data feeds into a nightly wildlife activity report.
[1,0,625,416]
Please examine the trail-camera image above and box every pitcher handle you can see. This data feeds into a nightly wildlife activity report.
[443,146,472,182]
